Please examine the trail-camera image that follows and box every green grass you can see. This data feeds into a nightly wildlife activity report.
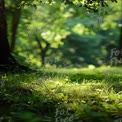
[0,67,122,122]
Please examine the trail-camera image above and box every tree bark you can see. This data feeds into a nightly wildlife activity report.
[0,0,11,64]
[118,26,122,60]
[11,8,21,51]
[0,0,30,72]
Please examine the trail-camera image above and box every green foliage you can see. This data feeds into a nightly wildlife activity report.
[6,0,120,67]
[0,67,122,122]
[2,0,121,121]
[18,0,118,9]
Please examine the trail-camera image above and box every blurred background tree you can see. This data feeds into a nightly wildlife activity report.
[0,0,121,70]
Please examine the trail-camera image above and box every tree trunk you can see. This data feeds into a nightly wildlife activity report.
[0,0,30,72]
[11,8,21,51]
[0,0,11,64]
[41,51,46,66]
[118,26,122,60]
[35,36,50,67]
[41,43,50,66]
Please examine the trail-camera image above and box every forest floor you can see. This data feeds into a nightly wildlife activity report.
[0,67,122,122]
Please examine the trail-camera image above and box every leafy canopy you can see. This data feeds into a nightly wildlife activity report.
[18,0,118,12]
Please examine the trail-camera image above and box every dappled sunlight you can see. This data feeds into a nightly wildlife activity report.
[0,0,122,122]
[0,67,122,122]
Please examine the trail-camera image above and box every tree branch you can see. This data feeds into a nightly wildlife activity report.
[79,4,98,12]
[35,36,43,50]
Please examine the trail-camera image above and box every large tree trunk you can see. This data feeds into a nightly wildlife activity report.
[0,0,30,72]
[0,0,11,64]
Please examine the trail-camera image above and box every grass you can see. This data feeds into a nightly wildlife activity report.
[0,67,122,122]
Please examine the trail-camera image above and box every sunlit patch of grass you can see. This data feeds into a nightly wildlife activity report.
[0,67,122,122]
[38,78,117,101]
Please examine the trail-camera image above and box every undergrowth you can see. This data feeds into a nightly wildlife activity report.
[0,67,122,122]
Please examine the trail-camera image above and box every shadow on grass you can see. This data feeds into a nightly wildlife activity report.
[0,68,122,122]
